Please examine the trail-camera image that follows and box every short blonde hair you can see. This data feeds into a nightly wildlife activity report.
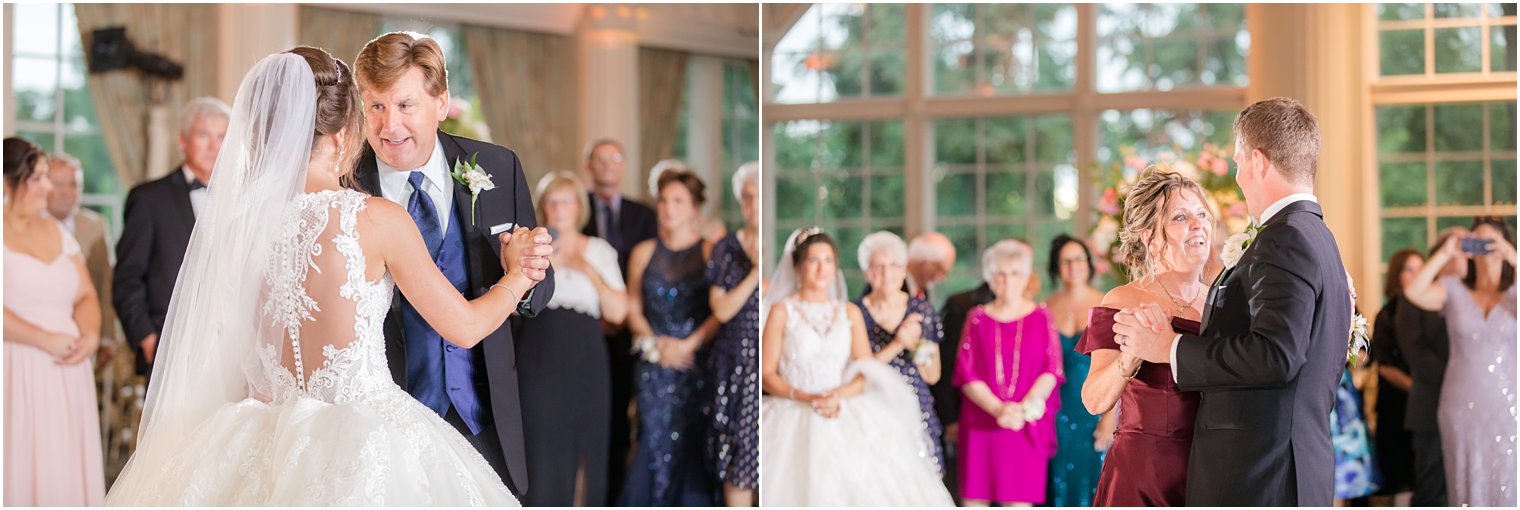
[354,32,449,97]
[535,170,591,229]
[1118,168,1216,280]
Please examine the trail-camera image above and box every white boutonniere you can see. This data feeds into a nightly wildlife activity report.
[1347,270,1370,365]
[450,153,496,226]
[1215,219,1263,285]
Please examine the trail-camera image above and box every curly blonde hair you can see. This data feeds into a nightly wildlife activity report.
[1117,168,1216,280]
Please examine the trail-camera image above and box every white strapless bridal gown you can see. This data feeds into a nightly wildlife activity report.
[106,190,518,506]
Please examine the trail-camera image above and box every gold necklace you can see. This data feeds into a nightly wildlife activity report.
[1157,276,1203,314]
[992,310,1024,401]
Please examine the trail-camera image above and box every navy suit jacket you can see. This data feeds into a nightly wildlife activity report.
[354,130,554,495]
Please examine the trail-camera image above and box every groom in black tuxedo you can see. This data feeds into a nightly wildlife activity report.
[352,32,554,497]
[1115,97,1351,506]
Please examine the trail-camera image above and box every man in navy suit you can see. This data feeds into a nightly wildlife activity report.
[352,31,554,498]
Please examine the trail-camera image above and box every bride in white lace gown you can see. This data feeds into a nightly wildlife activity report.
[759,228,953,506]
[105,48,546,506]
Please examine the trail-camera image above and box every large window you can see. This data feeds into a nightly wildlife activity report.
[1376,101,1518,258]
[767,3,1250,303]
[1371,4,1518,267]
[1377,3,1517,76]
[771,3,906,104]
[934,114,1075,294]
[772,119,905,291]
[10,3,120,233]
[720,60,760,226]
[930,4,1077,95]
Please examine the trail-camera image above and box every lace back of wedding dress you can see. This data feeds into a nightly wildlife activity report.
[253,189,391,403]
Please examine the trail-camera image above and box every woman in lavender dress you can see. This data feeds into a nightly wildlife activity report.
[955,239,1063,507]
[1404,216,1518,507]
[853,231,945,473]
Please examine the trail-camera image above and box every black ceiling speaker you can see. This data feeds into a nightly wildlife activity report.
[88,26,184,80]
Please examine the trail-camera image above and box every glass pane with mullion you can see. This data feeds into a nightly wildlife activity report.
[1493,24,1518,71]
[1434,160,1486,206]
[936,170,979,217]
[1434,27,1484,73]
[1381,29,1427,75]
[1382,217,1429,260]
[1492,159,1517,205]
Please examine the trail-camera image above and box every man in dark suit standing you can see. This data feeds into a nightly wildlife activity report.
[113,97,230,382]
[1115,97,1351,506]
[582,138,658,272]
[352,32,554,498]
[578,137,657,504]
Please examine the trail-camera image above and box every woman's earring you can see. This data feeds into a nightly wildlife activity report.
[333,144,346,176]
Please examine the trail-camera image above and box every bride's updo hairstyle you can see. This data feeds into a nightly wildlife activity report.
[1117,168,1216,280]
[285,46,364,185]
[791,228,838,270]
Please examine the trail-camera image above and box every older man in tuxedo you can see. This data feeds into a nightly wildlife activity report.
[113,97,230,381]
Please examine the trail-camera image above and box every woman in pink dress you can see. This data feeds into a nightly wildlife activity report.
[3,137,105,506]
[955,238,1064,506]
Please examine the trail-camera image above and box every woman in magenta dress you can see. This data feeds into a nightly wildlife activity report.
[1077,170,1212,506]
[955,239,1064,506]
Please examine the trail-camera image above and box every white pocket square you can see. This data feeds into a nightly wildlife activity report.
[489,222,517,236]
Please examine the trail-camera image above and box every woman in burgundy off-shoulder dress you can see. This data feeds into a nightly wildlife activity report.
[1077,308,1200,506]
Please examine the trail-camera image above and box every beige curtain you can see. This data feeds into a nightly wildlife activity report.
[297,6,381,67]
[637,47,689,172]
[461,24,579,188]
[75,4,218,189]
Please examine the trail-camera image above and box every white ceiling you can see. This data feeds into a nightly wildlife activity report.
[308,3,758,59]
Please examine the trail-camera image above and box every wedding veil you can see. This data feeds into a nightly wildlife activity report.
[760,227,848,325]
[118,53,316,471]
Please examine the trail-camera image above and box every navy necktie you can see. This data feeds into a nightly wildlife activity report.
[188,179,207,191]
[600,200,622,250]
[406,172,443,260]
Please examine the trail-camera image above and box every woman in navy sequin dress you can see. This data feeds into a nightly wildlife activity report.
[705,163,760,506]
[852,231,946,472]
[618,168,720,506]
[1041,234,1108,506]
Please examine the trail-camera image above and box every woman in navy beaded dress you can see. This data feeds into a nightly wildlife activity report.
[851,231,946,473]
[705,163,760,506]
[618,167,720,506]
[1041,234,1109,506]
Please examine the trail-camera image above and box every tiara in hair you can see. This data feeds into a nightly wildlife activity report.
[794,226,825,248]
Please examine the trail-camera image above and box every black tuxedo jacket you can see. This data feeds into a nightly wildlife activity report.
[582,191,658,273]
[354,130,554,495]
[1177,200,1350,506]
[112,168,197,375]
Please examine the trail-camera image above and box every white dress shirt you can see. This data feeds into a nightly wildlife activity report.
[376,143,455,233]
[1170,193,1320,382]
[182,166,208,219]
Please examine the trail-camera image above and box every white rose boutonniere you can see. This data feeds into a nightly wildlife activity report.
[1214,219,1263,285]
[450,152,496,226]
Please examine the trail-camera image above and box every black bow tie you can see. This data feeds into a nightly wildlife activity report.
[188,179,207,191]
